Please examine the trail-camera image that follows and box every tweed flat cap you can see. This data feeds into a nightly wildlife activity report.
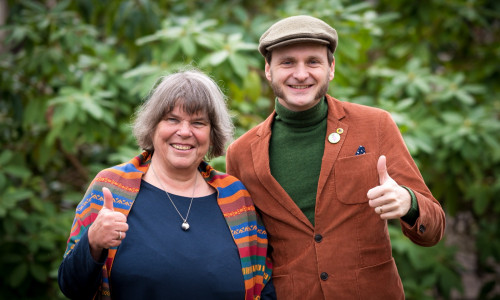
[259,15,338,57]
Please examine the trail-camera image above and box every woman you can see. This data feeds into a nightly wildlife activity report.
[58,69,275,299]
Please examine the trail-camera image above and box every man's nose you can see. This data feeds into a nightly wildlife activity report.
[293,63,309,81]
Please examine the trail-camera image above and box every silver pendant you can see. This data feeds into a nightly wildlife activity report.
[181,221,190,231]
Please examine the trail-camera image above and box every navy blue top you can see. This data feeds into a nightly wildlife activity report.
[58,180,276,300]
[111,180,245,299]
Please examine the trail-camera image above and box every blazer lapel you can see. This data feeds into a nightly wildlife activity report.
[317,96,347,197]
[251,113,313,229]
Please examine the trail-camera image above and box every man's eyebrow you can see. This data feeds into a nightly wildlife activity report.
[276,55,324,62]
[276,55,296,61]
[306,54,325,61]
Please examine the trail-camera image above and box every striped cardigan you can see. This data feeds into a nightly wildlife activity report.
[63,151,272,299]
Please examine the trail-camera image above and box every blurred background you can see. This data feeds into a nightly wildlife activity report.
[1,0,499,299]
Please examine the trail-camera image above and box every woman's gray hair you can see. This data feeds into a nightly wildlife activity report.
[132,69,234,160]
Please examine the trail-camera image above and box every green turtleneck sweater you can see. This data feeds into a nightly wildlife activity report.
[269,98,328,226]
[269,97,419,227]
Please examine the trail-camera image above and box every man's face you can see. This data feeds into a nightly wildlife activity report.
[265,42,335,112]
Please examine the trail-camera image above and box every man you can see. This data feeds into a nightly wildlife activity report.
[226,15,445,299]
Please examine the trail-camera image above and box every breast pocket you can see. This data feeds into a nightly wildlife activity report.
[335,153,378,204]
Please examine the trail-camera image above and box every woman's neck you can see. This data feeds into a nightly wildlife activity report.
[144,157,206,197]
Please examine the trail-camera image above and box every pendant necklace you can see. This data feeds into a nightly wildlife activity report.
[151,164,196,231]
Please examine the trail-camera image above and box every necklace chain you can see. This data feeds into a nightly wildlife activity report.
[151,164,196,230]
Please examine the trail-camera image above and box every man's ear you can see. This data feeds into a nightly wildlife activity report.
[329,57,335,80]
[265,62,272,80]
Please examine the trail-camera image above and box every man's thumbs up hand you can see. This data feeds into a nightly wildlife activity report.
[377,155,390,185]
[367,155,411,220]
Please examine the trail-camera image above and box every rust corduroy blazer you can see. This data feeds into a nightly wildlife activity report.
[226,95,445,299]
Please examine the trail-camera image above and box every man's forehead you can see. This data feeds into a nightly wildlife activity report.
[271,43,329,58]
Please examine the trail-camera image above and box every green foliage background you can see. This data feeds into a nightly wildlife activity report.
[1,0,499,299]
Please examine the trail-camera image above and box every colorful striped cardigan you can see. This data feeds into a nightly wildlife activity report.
[63,151,272,299]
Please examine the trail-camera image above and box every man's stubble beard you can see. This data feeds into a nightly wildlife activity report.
[269,72,330,107]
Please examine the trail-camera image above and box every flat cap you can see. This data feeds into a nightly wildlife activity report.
[259,15,338,57]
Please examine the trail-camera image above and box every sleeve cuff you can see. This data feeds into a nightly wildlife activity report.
[400,185,419,226]
[80,229,108,264]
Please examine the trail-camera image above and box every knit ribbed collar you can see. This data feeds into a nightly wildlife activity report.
[274,97,328,128]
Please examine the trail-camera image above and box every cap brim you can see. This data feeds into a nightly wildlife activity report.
[266,37,330,52]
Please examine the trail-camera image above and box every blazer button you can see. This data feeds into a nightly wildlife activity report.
[419,225,426,233]
[320,272,329,281]
[314,234,323,243]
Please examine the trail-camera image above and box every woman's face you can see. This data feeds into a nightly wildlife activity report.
[152,105,211,173]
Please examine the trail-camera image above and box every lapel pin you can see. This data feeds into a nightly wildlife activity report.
[328,128,344,144]
[328,132,341,144]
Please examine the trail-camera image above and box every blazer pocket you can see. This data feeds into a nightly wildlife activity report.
[335,153,378,204]
[355,258,404,299]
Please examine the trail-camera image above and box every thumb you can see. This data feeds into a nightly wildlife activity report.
[102,187,114,211]
[377,155,390,185]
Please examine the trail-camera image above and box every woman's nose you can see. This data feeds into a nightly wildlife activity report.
[176,121,192,136]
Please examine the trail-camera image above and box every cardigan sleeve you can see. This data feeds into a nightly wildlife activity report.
[58,173,110,299]
[58,229,107,299]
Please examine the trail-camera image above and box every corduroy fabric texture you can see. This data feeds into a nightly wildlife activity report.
[63,151,272,300]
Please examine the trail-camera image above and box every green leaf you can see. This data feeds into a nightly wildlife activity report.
[100,109,117,127]
[53,0,71,12]
[455,90,475,105]
[345,1,373,13]
[473,192,489,215]
[81,99,104,120]
[437,265,463,296]
[197,34,223,50]
[243,70,262,102]
[123,64,162,79]
[135,34,161,45]
[0,173,6,190]
[29,197,45,212]
[3,165,31,179]
[228,33,243,44]
[180,36,196,57]
[9,263,28,287]
[229,54,248,78]
[45,123,62,147]
[10,208,29,220]
[30,263,48,282]
[163,42,181,62]
[6,189,34,202]
[2,253,23,264]
[441,112,463,124]
[395,98,414,110]
[20,0,46,12]
[0,150,14,165]
[206,50,229,66]
[338,38,360,60]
